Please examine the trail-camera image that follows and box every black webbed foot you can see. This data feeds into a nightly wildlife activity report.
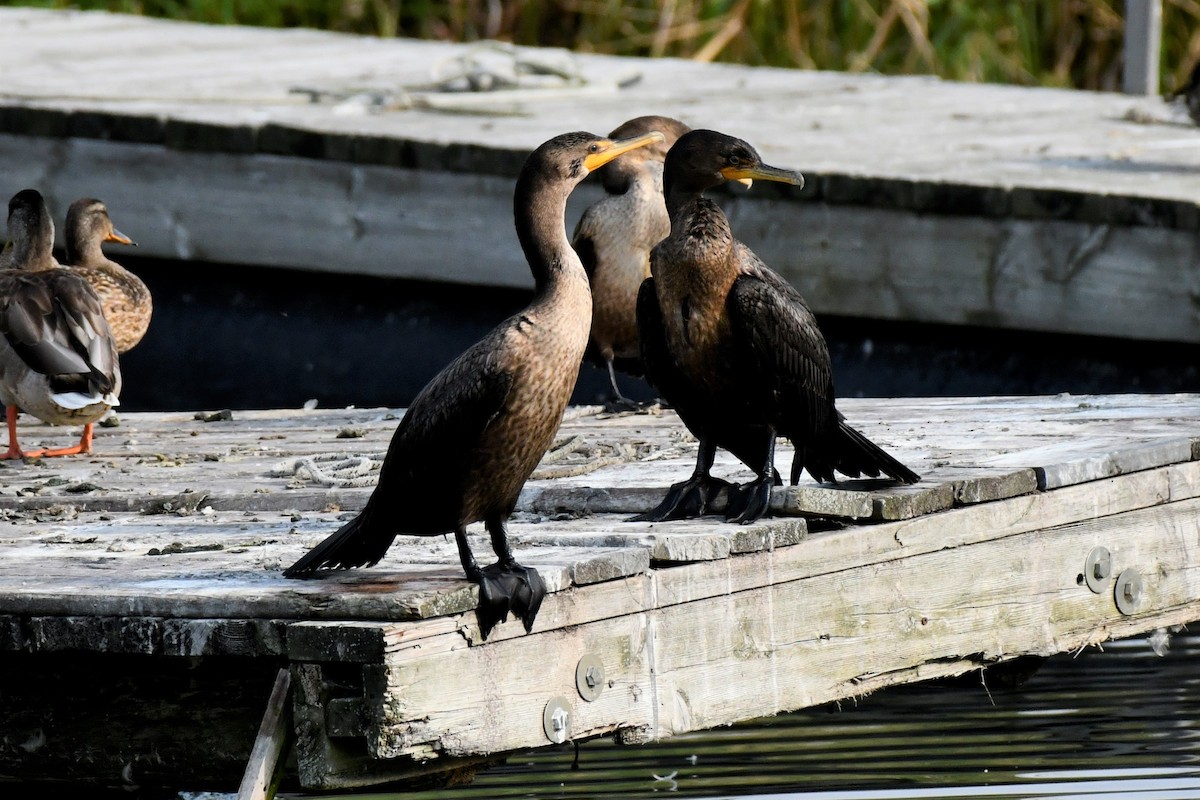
[603,395,655,414]
[725,475,774,524]
[630,475,734,522]
[471,561,547,640]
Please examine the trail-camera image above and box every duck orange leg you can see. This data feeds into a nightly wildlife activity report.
[0,406,24,460]
[22,422,95,458]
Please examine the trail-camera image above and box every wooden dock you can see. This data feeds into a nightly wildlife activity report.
[3,8,1200,346]
[1,394,1199,792]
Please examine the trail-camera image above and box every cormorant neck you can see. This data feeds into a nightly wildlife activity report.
[514,169,579,295]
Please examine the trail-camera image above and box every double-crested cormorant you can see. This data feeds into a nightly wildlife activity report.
[284,129,665,638]
[0,189,121,459]
[572,115,691,407]
[636,130,919,524]
[64,198,146,354]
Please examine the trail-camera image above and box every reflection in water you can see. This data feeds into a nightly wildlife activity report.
[342,634,1200,800]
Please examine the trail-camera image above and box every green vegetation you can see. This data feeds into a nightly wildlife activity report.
[10,0,1200,91]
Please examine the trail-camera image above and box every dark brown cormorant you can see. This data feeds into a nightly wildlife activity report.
[284,129,666,638]
[572,115,691,407]
[0,189,122,459]
[635,130,919,524]
[64,198,145,354]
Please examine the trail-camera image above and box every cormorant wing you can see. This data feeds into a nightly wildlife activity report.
[726,253,835,439]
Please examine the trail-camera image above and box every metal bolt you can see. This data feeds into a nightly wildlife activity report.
[543,696,572,744]
[576,654,605,702]
[1114,568,1144,615]
[1084,547,1111,594]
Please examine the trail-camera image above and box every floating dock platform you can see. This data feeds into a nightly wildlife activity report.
[1,394,1198,792]
[3,7,1200,347]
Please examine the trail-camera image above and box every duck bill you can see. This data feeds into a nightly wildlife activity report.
[721,163,805,191]
[584,130,666,171]
[105,228,137,247]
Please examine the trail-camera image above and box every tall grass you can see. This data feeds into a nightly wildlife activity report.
[12,0,1200,91]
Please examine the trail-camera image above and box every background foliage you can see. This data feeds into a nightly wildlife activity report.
[9,0,1200,92]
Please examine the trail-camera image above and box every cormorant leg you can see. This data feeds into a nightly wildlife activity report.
[602,360,645,413]
[485,515,545,634]
[24,423,95,459]
[727,432,776,524]
[0,406,25,460]
[631,434,733,522]
[455,520,545,640]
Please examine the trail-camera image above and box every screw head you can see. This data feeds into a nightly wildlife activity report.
[1114,568,1144,615]
[543,696,572,744]
[1084,547,1111,593]
[576,654,605,702]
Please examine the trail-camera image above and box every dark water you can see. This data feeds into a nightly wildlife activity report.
[272,633,1200,800]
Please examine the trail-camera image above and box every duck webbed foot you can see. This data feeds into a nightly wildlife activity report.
[631,474,735,522]
[474,561,546,639]
[725,475,774,524]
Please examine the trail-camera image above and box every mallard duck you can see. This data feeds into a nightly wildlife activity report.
[0,190,121,459]
[635,130,918,524]
[284,129,665,639]
[64,198,145,353]
[571,115,691,407]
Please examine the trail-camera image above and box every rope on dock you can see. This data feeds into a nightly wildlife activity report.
[269,454,382,488]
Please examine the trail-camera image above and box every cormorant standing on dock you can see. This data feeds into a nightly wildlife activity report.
[636,130,919,524]
[572,115,691,407]
[284,129,665,639]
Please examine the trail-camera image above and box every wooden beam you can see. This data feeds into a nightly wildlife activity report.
[237,667,293,800]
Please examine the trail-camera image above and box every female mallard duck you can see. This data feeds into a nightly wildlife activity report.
[0,189,121,459]
[636,130,918,524]
[284,129,665,639]
[572,115,691,407]
[64,198,145,353]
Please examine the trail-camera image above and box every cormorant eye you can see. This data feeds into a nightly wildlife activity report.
[728,155,742,166]
[588,143,600,153]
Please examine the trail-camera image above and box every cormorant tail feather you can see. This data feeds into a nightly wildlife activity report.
[282,508,395,578]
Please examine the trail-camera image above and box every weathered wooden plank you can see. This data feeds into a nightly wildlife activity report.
[346,496,1200,760]
[237,667,293,800]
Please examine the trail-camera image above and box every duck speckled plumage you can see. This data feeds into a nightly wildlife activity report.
[636,130,918,524]
[284,129,664,639]
[572,115,691,406]
[0,189,121,459]
[64,198,146,354]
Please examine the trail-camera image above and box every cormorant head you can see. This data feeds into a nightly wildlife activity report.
[598,116,692,194]
[663,129,804,199]
[66,198,135,258]
[521,129,668,191]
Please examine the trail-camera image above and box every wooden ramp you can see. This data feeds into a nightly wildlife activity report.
[0,394,1199,791]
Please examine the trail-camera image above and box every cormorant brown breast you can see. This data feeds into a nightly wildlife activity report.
[284,129,665,639]
[572,115,691,407]
[64,198,146,354]
[636,129,919,524]
[0,189,122,459]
